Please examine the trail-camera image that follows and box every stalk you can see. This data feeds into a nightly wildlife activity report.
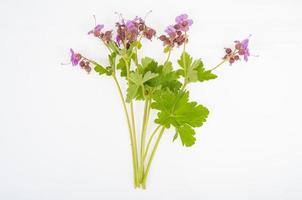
[210,59,226,71]
[139,99,149,182]
[143,125,161,161]
[112,75,139,187]
[141,126,166,188]
[121,55,140,187]
[181,32,188,90]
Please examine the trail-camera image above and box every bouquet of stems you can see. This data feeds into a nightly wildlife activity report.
[67,13,251,189]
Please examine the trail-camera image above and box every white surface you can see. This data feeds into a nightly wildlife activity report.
[0,0,302,199]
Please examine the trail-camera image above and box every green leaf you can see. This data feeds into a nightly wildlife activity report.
[172,132,178,142]
[109,52,117,67]
[178,52,193,70]
[143,61,181,94]
[162,61,173,74]
[141,57,158,74]
[116,58,128,77]
[126,83,140,102]
[178,52,217,84]
[143,71,158,83]
[94,64,107,75]
[197,69,218,82]
[129,70,143,85]
[176,124,196,147]
[126,70,158,102]
[178,52,198,83]
[107,41,120,54]
[152,90,209,128]
[151,90,209,146]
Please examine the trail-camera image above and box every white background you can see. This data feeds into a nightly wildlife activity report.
[0,0,302,199]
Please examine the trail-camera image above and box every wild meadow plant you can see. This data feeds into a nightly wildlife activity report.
[67,13,251,189]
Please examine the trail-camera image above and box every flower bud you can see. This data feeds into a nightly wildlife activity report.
[225,48,232,54]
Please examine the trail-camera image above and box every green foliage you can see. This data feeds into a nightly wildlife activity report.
[178,52,217,83]
[126,70,158,102]
[176,124,196,147]
[95,49,217,147]
[116,58,128,77]
[94,64,107,75]
[151,90,209,146]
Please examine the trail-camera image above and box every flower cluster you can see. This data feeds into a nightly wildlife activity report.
[70,49,91,73]
[115,17,156,48]
[88,24,113,43]
[223,37,250,64]
[159,14,193,48]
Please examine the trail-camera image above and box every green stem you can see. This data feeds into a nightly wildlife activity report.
[112,75,138,187]
[142,126,166,188]
[180,81,187,91]
[143,125,161,161]
[164,49,171,64]
[139,99,149,181]
[121,54,140,187]
[182,32,188,89]
[210,59,226,71]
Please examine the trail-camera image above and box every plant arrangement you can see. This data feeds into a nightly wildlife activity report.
[67,13,251,189]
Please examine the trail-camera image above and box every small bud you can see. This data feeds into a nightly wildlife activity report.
[84,66,91,73]
[234,55,240,60]
[159,35,167,41]
[229,57,235,64]
[225,48,232,54]
[79,60,85,68]
[75,54,82,60]
[235,43,241,50]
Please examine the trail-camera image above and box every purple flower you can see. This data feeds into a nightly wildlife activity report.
[70,48,81,66]
[223,37,251,64]
[235,38,250,61]
[165,25,176,37]
[143,27,156,40]
[115,16,155,47]
[88,24,104,36]
[125,20,138,32]
[175,14,193,32]
[116,35,122,46]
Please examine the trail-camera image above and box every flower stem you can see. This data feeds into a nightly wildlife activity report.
[181,33,188,90]
[142,126,166,188]
[118,53,141,187]
[210,59,226,71]
[164,49,171,64]
[112,75,139,187]
[143,125,161,161]
[139,98,149,181]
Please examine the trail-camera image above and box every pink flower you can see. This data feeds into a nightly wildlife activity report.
[235,38,250,61]
[70,49,81,66]
[88,24,104,37]
[115,16,156,47]
[165,25,176,37]
[175,14,193,32]
[223,37,251,64]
